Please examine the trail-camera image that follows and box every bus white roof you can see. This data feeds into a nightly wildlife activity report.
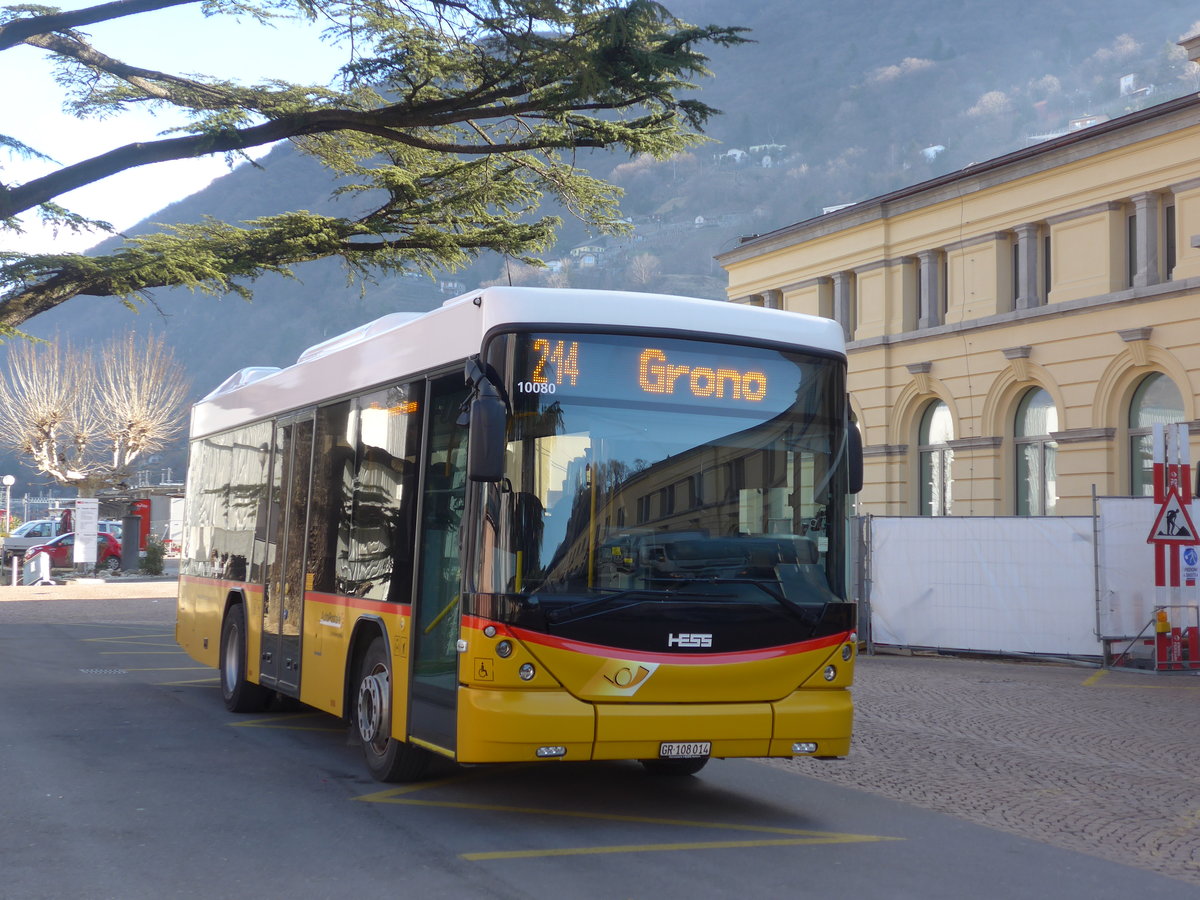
[191,287,845,439]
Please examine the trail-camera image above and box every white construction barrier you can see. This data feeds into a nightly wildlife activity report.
[867,516,1100,656]
[22,552,56,586]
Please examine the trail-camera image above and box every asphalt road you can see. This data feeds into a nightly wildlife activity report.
[0,592,1193,899]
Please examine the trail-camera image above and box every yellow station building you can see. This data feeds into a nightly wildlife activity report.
[718,48,1200,518]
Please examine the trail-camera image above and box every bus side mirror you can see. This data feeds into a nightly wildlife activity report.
[467,382,507,482]
[848,425,863,495]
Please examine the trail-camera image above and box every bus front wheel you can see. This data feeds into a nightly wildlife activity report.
[355,636,429,782]
[220,604,270,713]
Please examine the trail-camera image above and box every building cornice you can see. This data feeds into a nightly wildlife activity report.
[1051,427,1116,444]
[845,276,1200,352]
[863,443,908,457]
[853,258,890,275]
[945,231,1010,253]
[947,436,1003,451]
[1171,174,1200,194]
[1045,200,1123,226]
[779,275,831,293]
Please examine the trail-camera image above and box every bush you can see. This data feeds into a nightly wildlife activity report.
[141,537,166,576]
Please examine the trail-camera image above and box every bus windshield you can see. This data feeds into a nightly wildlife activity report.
[472,331,851,619]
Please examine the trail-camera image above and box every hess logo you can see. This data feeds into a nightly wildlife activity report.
[668,633,713,648]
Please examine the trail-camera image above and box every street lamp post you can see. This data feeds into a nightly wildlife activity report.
[2,476,13,534]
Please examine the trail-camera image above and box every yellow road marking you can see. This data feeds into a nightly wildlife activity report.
[155,677,219,686]
[356,770,526,803]
[359,777,901,858]
[1084,669,1200,689]
[464,834,899,861]
[1101,683,1200,689]
[229,713,344,733]
[368,796,875,837]
[125,666,212,672]
[84,633,174,642]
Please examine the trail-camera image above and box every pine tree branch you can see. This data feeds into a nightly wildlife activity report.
[0,104,638,219]
[0,0,749,329]
[0,0,201,52]
[20,31,234,103]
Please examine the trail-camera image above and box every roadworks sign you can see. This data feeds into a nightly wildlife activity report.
[1147,488,1199,545]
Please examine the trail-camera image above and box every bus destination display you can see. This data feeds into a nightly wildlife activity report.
[518,335,777,407]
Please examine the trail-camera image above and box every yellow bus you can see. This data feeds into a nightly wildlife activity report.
[176,287,862,781]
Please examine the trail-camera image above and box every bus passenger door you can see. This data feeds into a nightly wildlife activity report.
[408,373,469,753]
[261,410,315,695]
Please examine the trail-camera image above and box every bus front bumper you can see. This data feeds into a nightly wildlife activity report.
[454,686,853,763]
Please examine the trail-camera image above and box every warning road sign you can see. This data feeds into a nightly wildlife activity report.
[1147,488,1200,545]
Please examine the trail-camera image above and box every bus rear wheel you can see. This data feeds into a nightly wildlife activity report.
[640,757,709,776]
[355,636,429,782]
[220,603,270,713]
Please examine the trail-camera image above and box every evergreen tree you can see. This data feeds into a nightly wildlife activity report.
[0,0,745,332]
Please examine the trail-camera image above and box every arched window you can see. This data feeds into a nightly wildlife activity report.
[1015,388,1058,515]
[1129,374,1185,495]
[918,401,953,516]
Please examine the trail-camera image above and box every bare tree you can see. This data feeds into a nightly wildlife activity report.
[0,333,188,495]
[629,252,662,286]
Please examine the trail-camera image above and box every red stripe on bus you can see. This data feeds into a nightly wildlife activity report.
[302,591,412,617]
[504,626,848,665]
[177,576,408,616]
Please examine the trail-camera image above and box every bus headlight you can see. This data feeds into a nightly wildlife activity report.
[823,665,837,681]
[496,640,513,658]
[519,663,536,681]
[841,644,853,661]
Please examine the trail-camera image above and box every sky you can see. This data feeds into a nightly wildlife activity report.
[2,2,349,254]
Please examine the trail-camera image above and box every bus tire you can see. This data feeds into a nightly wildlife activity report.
[220,603,270,713]
[355,636,429,782]
[640,757,709,776]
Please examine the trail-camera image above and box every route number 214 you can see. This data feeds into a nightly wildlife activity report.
[531,339,580,387]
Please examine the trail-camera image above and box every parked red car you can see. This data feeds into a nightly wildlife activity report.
[25,532,123,572]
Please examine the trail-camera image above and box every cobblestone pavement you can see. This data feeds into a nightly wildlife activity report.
[769,652,1200,886]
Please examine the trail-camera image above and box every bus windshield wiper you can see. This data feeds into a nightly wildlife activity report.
[648,576,818,619]
[544,587,684,625]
